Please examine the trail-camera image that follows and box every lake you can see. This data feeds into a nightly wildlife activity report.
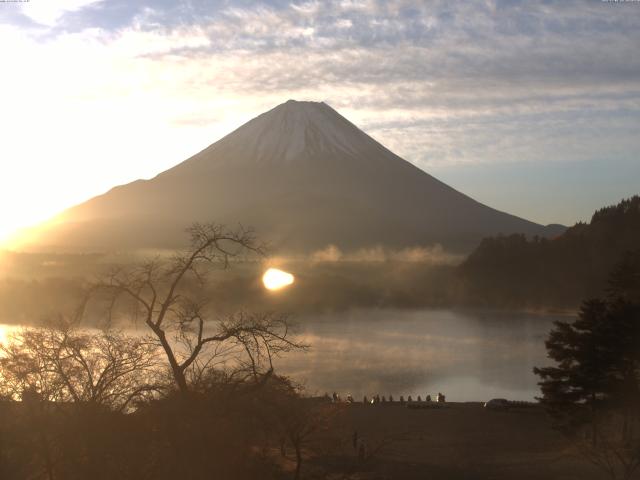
[276,308,565,402]
[0,308,567,403]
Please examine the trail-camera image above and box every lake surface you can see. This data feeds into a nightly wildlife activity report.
[275,308,565,402]
[0,308,567,403]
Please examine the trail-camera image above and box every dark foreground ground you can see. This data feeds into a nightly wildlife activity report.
[294,402,606,480]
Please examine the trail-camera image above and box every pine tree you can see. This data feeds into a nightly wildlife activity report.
[534,254,640,479]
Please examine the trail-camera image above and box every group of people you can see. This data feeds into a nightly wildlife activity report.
[330,391,446,404]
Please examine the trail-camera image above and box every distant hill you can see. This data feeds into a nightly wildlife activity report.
[458,196,640,308]
[26,100,559,254]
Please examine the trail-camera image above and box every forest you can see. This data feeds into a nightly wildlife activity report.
[457,196,640,308]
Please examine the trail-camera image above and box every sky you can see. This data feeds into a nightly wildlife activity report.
[0,0,639,244]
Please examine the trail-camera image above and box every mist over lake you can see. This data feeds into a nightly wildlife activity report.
[277,308,560,402]
[0,307,560,403]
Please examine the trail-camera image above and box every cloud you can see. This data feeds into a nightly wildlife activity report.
[0,0,639,233]
[107,0,638,169]
[19,0,104,26]
[5,2,639,155]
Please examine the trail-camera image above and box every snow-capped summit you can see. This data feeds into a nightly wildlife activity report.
[171,99,388,169]
[219,100,367,162]
[28,100,561,253]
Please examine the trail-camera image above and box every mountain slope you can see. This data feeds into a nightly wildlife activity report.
[31,100,561,253]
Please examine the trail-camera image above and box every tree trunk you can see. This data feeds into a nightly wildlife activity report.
[151,323,189,393]
[294,437,302,480]
[280,437,287,457]
[39,430,55,480]
[591,393,598,448]
[171,364,189,394]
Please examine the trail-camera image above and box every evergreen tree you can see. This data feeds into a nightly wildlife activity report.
[534,255,640,479]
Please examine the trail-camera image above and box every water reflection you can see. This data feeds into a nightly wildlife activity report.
[276,309,563,402]
[0,324,20,354]
[0,310,563,402]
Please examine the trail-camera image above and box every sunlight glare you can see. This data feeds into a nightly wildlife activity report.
[262,268,295,291]
[0,325,11,348]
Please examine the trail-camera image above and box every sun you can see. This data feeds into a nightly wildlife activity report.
[0,204,61,249]
[262,268,295,291]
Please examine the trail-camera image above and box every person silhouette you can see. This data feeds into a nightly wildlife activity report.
[358,441,366,462]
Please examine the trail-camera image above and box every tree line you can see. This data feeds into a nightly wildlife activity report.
[457,196,640,308]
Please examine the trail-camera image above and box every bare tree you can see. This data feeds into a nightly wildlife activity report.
[255,379,340,480]
[0,321,162,412]
[95,223,304,394]
[0,321,163,480]
[572,413,640,480]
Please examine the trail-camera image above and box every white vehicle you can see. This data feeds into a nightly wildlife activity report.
[484,398,511,410]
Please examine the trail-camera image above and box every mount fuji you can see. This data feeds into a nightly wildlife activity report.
[31,100,562,253]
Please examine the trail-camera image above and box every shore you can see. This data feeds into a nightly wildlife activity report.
[299,401,603,479]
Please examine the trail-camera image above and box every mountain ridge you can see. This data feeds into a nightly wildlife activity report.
[26,100,563,253]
